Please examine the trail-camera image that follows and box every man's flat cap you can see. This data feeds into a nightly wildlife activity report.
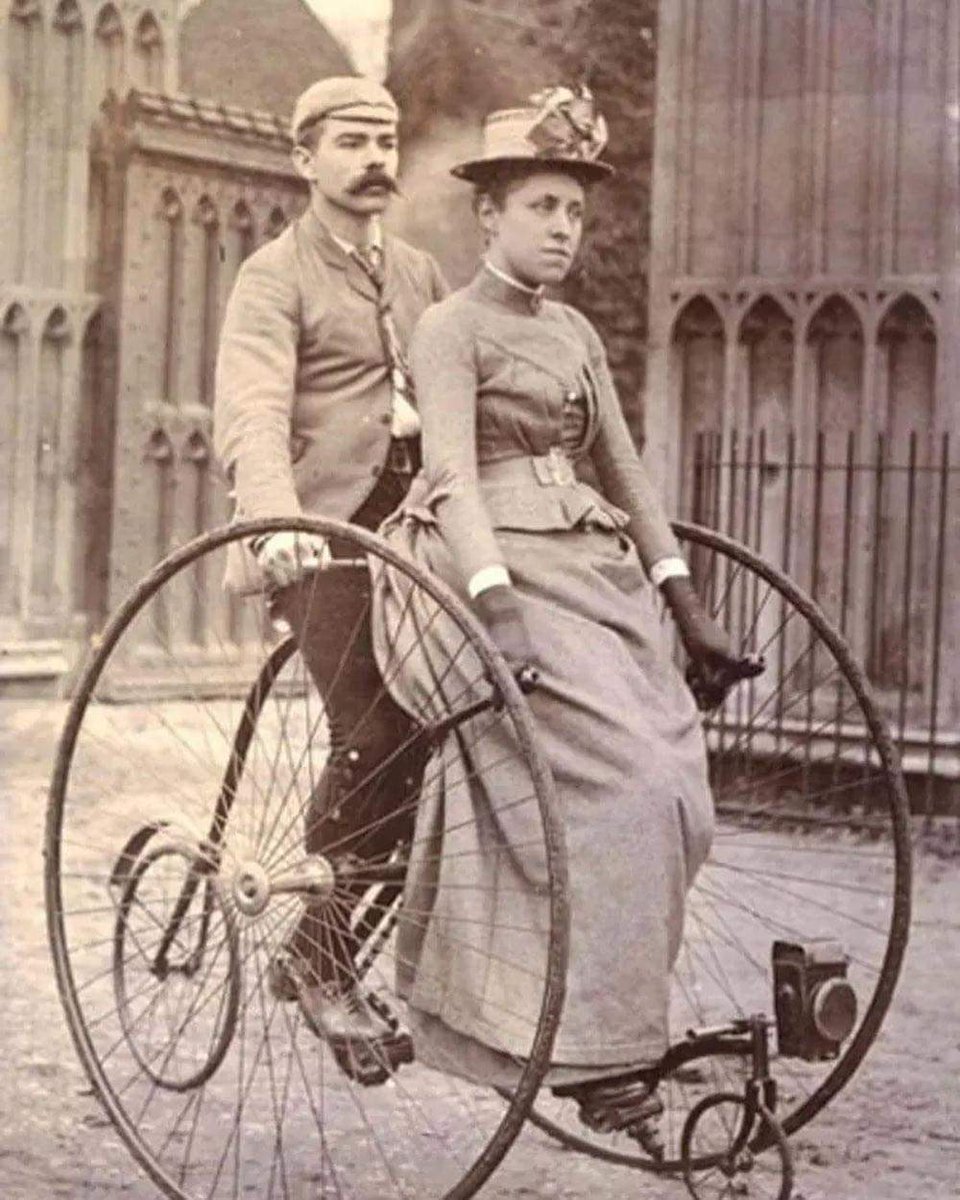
[291,76,399,140]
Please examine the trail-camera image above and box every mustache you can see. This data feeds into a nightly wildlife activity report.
[347,170,401,196]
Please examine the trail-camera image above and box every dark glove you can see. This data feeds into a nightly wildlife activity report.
[472,585,538,689]
[660,576,765,711]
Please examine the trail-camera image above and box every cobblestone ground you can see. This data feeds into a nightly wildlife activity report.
[2,698,958,1200]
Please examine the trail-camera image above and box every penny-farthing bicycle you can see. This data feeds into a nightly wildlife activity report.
[46,516,911,1200]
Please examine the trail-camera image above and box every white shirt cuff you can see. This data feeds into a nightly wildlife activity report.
[467,565,512,599]
[649,556,691,588]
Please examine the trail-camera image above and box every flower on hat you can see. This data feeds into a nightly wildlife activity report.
[449,83,614,183]
[525,85,609,163]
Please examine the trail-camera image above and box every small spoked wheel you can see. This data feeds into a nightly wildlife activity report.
[46,517,567,1200]
[681,1092,793,1200]
[516,522,910,1169]
[113,836,241,1092]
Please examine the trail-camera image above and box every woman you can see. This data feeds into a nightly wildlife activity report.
[371,87,757,1140]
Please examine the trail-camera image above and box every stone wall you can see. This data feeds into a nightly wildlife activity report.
[0,0,180,687]
[91,92,306,665]
[646,0,960,738]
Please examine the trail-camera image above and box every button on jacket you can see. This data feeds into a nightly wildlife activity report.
[214,207,447,589]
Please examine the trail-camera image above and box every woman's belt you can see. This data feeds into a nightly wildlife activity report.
[478,447,578,488]
[474,449,630,533]
[385,436,420,476]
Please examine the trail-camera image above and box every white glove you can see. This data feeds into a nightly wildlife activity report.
[254,531,330,588]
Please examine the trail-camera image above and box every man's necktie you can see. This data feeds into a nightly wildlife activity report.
[354,242,385,289]
[350,245,420,437]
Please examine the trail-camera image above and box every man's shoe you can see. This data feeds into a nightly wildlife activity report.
[297,980,394,1041]
[297,980,413,1086]
[267,943,307,1003]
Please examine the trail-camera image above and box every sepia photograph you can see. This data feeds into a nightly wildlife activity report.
[1,2,957,1197]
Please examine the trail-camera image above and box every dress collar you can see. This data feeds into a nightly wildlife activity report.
[472,261,547,315]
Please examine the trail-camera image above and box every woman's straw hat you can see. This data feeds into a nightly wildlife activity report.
[452,86,614,185]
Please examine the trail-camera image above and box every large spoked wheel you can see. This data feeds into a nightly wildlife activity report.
[46,517,568,1200]
[519,522,911,1170]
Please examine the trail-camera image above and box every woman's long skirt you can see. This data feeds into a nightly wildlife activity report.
[370,514,714,1084]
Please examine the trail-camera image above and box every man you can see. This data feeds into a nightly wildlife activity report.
[214,77,447,1072]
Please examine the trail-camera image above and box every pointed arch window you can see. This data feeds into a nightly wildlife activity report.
[53,0,82,30]
[219,202,255,362]
[159,187,184,403]
[133,11,164,90]
[33,307,74,615]
[672,296,725,526]
[738,297,794,437]
[803,297,866,639]
[1,305,30,616]
[230,201,256,263]
[46,0,86,287]
[77,311,114,624]
[194,195,221,407]
[870,295,938,694]
[673,297,725,437]
[736,297,796,592]
[877,296,937,439]
[95,4,125,95]
[9,0,41,19]
[8,0,43,283]
[807,296,864,433]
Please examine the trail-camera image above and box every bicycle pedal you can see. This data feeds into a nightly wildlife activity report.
[330,1032,414,1087]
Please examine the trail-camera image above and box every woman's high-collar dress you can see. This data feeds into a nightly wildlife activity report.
[370,267,712,1084]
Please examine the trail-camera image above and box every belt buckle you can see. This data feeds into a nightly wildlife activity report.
[545,445,574,486]
[389,438,415,475]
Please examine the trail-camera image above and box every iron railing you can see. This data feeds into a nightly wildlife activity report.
[682,428,959,823]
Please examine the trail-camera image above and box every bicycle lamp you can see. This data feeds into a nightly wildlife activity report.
[773,940,858,1061]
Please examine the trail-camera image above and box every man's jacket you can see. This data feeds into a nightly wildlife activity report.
[214,206,447,589]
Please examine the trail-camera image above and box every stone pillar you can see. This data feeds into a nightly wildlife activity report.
[0,0,182,691]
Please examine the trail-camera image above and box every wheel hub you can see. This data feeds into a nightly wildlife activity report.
[231,861,271,916]
[230,855,338,916]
